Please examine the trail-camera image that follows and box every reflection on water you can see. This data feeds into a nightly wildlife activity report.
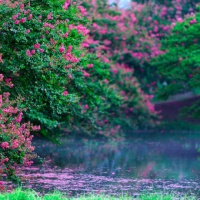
[19,133,200,196]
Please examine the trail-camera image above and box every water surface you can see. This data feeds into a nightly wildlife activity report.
[19,132,200,196]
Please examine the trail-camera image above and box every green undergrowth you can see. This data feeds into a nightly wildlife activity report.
[0,189,197,200]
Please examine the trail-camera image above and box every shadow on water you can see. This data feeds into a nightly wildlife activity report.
[16,132,200,196]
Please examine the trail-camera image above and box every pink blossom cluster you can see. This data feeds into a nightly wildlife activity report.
[82,70,90,77]
[69,24,90,36]
[63,45,80,63]
[77,5,88,16]
[63,0,71,10]
[26,49,35,57]
[47,12,53,20]
[0,74,38,182]
[26,43,44,57]
[43,22,54,29]
[12,9,29,25]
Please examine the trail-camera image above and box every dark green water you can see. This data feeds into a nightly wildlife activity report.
[18,132,200,196]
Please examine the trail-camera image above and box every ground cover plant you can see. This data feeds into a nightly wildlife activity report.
[0,189,197,200]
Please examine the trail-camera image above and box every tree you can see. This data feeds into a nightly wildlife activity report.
[151,6,200,99]
[0,0,120,139]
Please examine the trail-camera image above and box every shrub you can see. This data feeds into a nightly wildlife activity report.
[0,73,38,183]
[0,0,120,138]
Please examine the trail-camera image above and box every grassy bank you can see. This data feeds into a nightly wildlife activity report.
[0,189,196,200]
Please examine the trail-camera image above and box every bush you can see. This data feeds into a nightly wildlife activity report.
[0,74,37,183]
[0,0,121,139]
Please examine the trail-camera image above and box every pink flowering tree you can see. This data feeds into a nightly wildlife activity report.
[82,0,197,93]
[0,0,121,138]
[0,73,38,183]
[151,6,200,119]
[74,0,199,131]
[78,0,160,131]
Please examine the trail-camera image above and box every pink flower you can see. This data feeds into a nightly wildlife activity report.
[59,45,65,53]
[190,19,197,25]
[32,125,41,131]
[20,4,24,10]
[50,38,56,45]
[63,91,68,96]
[11,140,19,149]
[1,142,9,149]
[0,74,4,81]
[24,10,29,15]
[47,12,53,20]
[0,95,2,108]
[64,32,69,37]
[67,45,73,53]
[31,50,36,55]
[15,112,23,123]
[26,50,32,57]
[21,18,26,23]
[84,104,89,109]
[12,15,18,21]
[34,43,40,49]
[28,14,33,20]
[77,6,88,16]
[83,70,90,77]
[88,64,94,68]
[63,0,71,10]
[39,49,44,53]
[177,17,183,23]
[15,20,20,25]
[5,78,12,83]
[26,29,30,34]
[44,22,54,29]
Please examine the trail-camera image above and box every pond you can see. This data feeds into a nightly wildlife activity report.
[14,132,200,197]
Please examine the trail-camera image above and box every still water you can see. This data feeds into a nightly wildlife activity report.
[19,132,200,196]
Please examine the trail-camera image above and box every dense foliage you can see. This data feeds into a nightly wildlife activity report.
[0,0,157,183]
[0,74,37,183]
[79,0,160,131]
[151,5,200,119]
[0,0,122,139]
[2,0,200,184]
[82,0,198,96]
[151,7,200,99]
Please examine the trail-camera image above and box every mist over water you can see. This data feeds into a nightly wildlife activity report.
[11,133,200,196]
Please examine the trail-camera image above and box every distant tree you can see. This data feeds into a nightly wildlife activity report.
[151,6,200,100]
